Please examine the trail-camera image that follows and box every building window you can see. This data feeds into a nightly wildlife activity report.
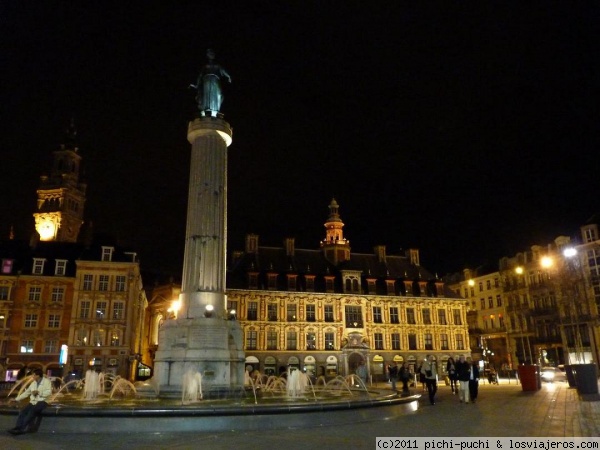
[20,340,34,353]
[286,330,297,350]
[367,280,376,294]
[306,332,316,350]
[488,297,493,308]
[486,280,491,290]
[25,314,38,328]
[246,330,257,350]
[80,300,91,319]
[76,328,88,346]
[480,298,485,310]
[390,307,399,324]
[438,309,447,325]
[113,302,125,320]
[306,304,316,322]
[391,333,401,350]
[325,332,335,350]
[408,334,417,350]
[456,334,465,350]
[2,259,13,274]
[325,277,335,292]
[287,275,297,291]
[478,282,483,292]
[373,306,382,323]
[424,333,433,350]
[45,339,58,353]
[110,330,121,346]
[248,273,258,289]
[324,305,334,322]
[32,258,45,275]
[96,301,107,319]
[83,274,93,290]
[99,275,109,292]
[287,304,297,321]
[305,276,315,292]
[406,308,416,325]
[0,286,10,300]
[267,330,278,350]
[101,246,114,262]
[440,333,449,350]
[386,280,395,295]
[422,308,431,324]
[374,333,384,350]
[345,305,363,328]
[93,329,105,346]
[453,309,462,325]
[28,286,42,302]
[496,295,502,307]
[48,314,60,328]
[227,300,238,315]
[267,274,278,290]
[247,302,258,320]
[115,275,126,292]
[51,286,65,302]
[55,260,67,276]
[267,303,278,321]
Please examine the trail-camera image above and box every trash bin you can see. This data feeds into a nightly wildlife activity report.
[518,365,540,392]
[572,364,599,396]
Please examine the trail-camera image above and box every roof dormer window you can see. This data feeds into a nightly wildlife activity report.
[55,259,67,276]
[101,246,114,262]
[32,258,46,275]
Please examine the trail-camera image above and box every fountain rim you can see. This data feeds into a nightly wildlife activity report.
[1,392,419,418]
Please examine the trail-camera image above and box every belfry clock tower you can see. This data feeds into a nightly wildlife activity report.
[33,120,87,242]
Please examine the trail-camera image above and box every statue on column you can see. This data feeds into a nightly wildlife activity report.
[190,49,231,116]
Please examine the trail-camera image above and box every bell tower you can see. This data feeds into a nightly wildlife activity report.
[33,120,87,242]
[320,198,351,264]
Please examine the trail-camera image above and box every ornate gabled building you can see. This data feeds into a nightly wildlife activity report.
[144,199,468,382]
[0,122,146,383]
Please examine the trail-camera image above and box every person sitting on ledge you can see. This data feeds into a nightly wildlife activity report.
[7,368,52,435]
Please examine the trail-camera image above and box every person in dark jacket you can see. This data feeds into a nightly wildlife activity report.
[469,359,480,403]
[446,357,458,394]
[455,354,471,403]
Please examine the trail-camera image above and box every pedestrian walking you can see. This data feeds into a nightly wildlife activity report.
[456,354,471,403]
[469,359,480,402]
[446,357,458,394]
[420,355,438,405]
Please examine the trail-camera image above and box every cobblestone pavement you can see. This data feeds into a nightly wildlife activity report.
[0,380,598,450]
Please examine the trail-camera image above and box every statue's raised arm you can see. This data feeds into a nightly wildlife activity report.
[192,49,231,117]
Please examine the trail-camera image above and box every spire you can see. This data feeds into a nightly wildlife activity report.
[320,198,351,264]
[62,117,78,151]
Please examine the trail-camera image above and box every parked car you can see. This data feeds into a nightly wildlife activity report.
[541,366,567,382]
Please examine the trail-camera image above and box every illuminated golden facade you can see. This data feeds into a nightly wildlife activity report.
[147,199,469,382]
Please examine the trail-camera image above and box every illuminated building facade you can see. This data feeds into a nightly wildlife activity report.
[448,215,600,369]
[148,199,470,382]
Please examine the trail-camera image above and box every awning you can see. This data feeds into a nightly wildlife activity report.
[245,356,259,363]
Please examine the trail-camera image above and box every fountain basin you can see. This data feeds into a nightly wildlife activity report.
[0,391,420,433]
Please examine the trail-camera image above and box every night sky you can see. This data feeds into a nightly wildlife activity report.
[1,2,599,277]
